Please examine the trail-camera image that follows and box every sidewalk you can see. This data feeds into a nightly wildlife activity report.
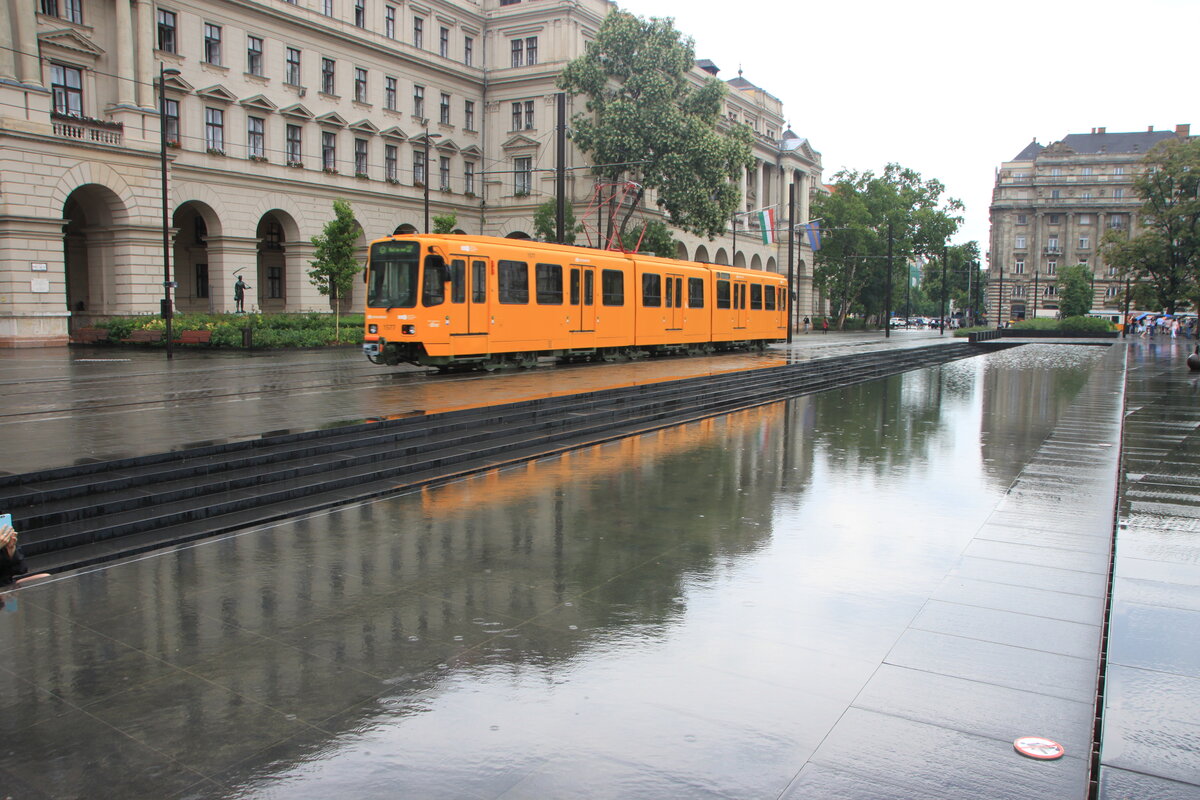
[1099,338,1200,798]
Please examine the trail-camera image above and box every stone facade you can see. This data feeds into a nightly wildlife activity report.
[1,0,823,347]
[987,125,1191,323]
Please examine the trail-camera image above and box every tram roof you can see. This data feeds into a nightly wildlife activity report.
[371,234,783,280]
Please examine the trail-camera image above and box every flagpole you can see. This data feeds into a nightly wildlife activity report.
[787,185,795,343]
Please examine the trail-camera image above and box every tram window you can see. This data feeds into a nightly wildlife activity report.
[642,273,661,307]
[601,269,624,306]
[450,259,466,303]
[750,284,762,310]
[570,268,580,305]
[422,255,446,306]
[664,276,673,308]
[535,263,563,304]
[498,260,529,304]
[716,279,730,309]
[737,284,746,309]
[584,270,594,304]
[472,260,486,302]
[688,277,704,308]
[674,277,682,308]
[765,284,776,310]
[367,240,419,308]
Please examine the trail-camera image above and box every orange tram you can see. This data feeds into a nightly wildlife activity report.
[362,234,789,371]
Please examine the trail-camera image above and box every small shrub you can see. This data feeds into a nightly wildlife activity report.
[1058,315,1114,333]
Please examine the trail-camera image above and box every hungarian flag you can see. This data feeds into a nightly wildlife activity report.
[758,208,776,245]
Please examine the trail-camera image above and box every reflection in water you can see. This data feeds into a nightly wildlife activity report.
[0,345,1107,799]
[979,344,1106,487]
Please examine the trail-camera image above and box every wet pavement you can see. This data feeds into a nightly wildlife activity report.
[1099,338,1200,799]
[1,333,1162,799]
[0,330,956,476]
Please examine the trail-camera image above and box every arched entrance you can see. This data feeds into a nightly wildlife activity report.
[675,242,688,261]
[62,183,128,323]
[733,251,747,268]
[173,201,222,314]
[505,231,531,240]
[714,248,729,266]
[394,223,418,235]
[256,211,300,312]
[694,245,710,263]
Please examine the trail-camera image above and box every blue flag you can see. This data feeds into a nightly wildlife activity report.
[805,222,822,251]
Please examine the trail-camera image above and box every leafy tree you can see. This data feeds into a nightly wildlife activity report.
[309,198,362,342]
[432,213,458,234]
[533,200,581,244]
[1101,137,1200,314]
[810,164,963,329]
[918,242,983,322]
[620,219,676,258]
[557,10,753,243]
[1056,263,1094,318]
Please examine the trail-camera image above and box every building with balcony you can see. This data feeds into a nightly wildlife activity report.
[0,0,822,347]
[986,124,1191,322]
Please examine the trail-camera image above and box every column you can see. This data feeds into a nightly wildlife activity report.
[12,0,42,85]
[135,0,155,108]
[285,240,323,312]
[0,0,18,80]
[114,0,136,106]
[205,236,261,313]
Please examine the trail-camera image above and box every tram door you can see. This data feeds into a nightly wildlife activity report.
[665,273,684,331]
[468,258,490,335]
[734,280,748,329]
[569,265,596,349]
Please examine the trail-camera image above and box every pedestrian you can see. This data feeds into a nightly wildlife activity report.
[821,317,828,334]
[803,316,810,333]
[1,523,27,589]
[234,274,251,313]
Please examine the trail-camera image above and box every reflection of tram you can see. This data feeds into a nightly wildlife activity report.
[362,235,788,370]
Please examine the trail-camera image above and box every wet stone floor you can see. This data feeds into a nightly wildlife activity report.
[0,344,1125,799]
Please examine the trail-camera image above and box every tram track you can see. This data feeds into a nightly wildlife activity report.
[4,342,1012,575]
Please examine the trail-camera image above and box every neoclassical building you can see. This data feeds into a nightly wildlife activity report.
[0,0,823,347]
[987,124,1190,322]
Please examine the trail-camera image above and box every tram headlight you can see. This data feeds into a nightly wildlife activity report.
[402,324,415,335]
[368,324,378,334]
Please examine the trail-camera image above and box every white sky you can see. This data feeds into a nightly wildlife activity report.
[617,0,1200,255]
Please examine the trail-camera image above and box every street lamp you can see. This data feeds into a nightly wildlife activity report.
[418,119,442,233]
[158,64,181,360]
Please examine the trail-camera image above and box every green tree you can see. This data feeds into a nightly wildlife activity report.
[533,200,581,244]
[557,10,753,243]
[919,242,983,322]
[1057,263,1094,318]
[432,212,458,234]
[309,198,362,342]
[811,164,963,329]
[1101,137,1200,314]
[620,219,676,258]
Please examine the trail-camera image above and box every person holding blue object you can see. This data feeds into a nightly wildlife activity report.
[1,523,28,588]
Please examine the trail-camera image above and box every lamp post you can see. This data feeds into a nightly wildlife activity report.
[419,119,442,233]
[158,63,181,359]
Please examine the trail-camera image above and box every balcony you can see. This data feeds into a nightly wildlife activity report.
[1044,247,1062,256]
[51,113,123,146]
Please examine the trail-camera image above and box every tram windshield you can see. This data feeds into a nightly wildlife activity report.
[367,240,420,308]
